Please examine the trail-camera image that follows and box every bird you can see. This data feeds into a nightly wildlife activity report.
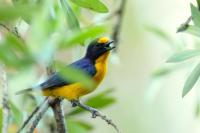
[16,37,115,101]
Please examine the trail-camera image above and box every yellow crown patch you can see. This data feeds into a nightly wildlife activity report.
[98,37,109,44]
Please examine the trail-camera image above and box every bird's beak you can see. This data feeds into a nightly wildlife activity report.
[105,40,115,51]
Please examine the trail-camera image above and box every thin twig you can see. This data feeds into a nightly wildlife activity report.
[0,22,21,39]
[27,97,50,133]
[72,100,121,133]
[17,97,49,133]
[1,65,10,133]
[111,0,126,51]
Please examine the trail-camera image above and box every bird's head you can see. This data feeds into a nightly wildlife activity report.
[85,37,115,60]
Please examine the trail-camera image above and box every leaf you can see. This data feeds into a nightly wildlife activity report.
[197,0,200,9]
[0,4,36,21]
[0,108,2,131]
[67,120,92,133]
[191,4,200,27]
[185,25,200,37]
[59,25,108,48]
[182,62,200,97]
[167,50,200,63]
[9,101,23,126]
[70,0,108,13]
[69,89,115,116]
[152,66,175,77]
[60,0,80,30]
[56,62,95,89]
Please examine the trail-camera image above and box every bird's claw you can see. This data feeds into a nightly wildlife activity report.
[71,100,78,107]
[91,109,99,118]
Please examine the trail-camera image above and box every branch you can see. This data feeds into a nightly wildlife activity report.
[71,100,121,133]
[49,98,67,133]
[0,65,10,133]
[17,97,49,133]
[27,97,50,133]
[47,62,67,133]
[111,0,126,51]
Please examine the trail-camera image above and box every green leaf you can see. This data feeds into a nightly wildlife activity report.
[70,0,108,13]
[0,4,37,21]
[197,0,200,9]
[0,108,2,131]
[191,4,200,27]
[185,25,200,37]
[56,62,95,89]
[182,62,200,97]
[68,120,92,133]
[69,89,115,116]
[59,25,108,48]
[167,50,200,63]
[60,0,80,30]
[9,101,23,126]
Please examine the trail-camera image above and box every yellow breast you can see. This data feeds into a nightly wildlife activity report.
[43,52,110,100]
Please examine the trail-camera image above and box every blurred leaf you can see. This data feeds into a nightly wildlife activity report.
[167,50,200,63]
[56,62,95,89]
[191,4,200,27]
[145,25,173,43]
[9,101,23,126]
[152,66,175,77]
[59,25,108,48]
[185,25,200,37]
[182,62,200,97]
[197,0,200,9]
[68,120,92,133]
[69,89,115,116]
[70,0,108,13]
[60,0,80,30]
[0,34,34,69]
[0,108,2,131]
[0,4,37,21]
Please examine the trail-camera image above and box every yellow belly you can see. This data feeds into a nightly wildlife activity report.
[43,83,91,100]
[43,52,110,100]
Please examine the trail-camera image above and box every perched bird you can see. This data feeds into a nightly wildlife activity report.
[16,37,115,101]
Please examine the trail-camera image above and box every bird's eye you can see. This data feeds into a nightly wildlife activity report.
[96,44,101,47]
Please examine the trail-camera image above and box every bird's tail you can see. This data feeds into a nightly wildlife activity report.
[15,88,34,95]
[15,85,41,95]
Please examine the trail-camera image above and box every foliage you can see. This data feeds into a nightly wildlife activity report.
[0,0,117,132]
[146,0,200,103]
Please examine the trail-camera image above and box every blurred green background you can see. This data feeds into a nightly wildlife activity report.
[1,0,200,133]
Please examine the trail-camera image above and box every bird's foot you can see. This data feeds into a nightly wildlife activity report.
[70,100,79,107]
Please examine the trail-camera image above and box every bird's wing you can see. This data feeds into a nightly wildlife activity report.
[16,58,96,95]
[41,58,96,90]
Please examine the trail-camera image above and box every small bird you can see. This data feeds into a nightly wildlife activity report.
[16,37,114,101]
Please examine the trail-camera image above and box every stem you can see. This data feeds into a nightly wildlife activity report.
[1,65,10,133]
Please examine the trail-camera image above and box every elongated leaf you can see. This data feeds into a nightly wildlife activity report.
[70,0,108,13]
[59,25,107,48]
[0,108,2,131]
[197,0,200,9]
[191,4,200,27]
[56,62,95,89]
[60,0,80,30]
[182,62,200,97]
[167,50,200,63]
[0,5,36,21]
[9,101,23,126]
[69,89,115,116]
[186,25,200,37]
[67,120,90,133]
